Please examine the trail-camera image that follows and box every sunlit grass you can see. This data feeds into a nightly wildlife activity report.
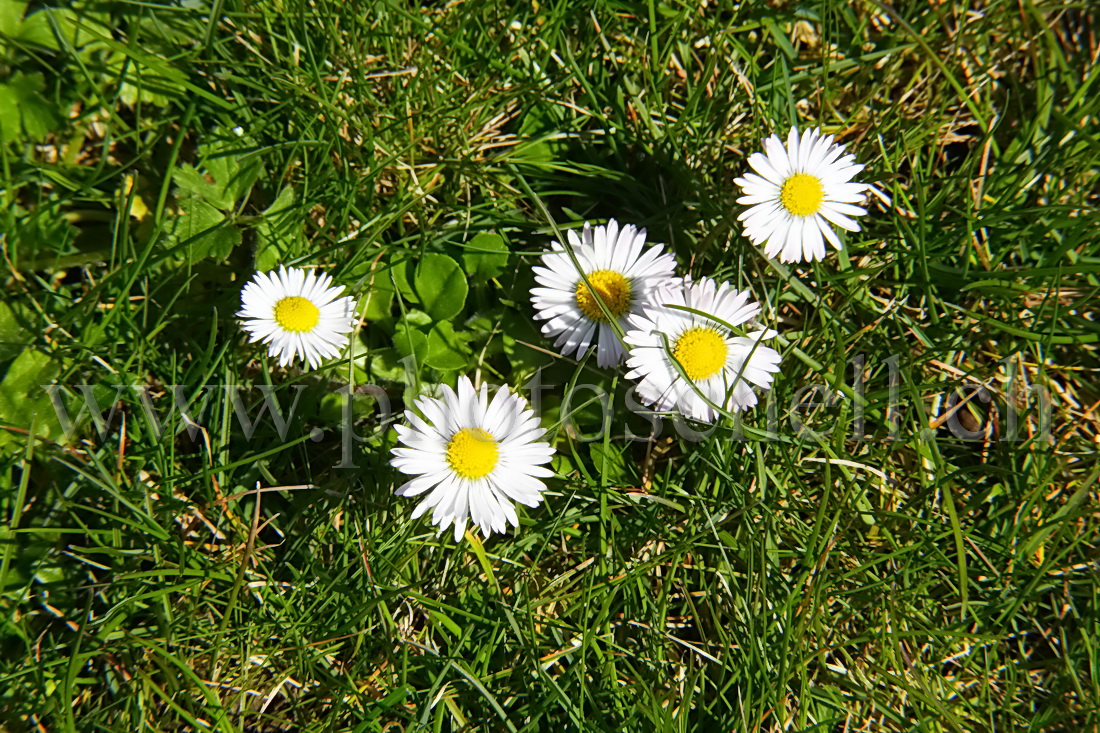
[1,0,1098,730]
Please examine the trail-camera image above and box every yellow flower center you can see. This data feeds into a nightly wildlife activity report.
[575,269,632,322]
[273,296,320,333]
[780,172,825,217]
[673,328,728,381]
[446,427,499,480]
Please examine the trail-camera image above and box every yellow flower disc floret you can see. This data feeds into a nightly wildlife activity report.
[446,427,500,479]
[780,173,825,217]
[273,296,321,333]
[673,327,728,381]
[575,270,633,322]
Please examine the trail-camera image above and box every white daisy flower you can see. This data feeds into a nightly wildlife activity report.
[237,266,359,369]
[531,219,680,367]
[391,376,555,541]
[734,127,870,263]
[624,277,782,423]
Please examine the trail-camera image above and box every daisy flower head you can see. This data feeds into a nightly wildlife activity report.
[735,127,870,264]
[624,277,782,423]
[237,266,359,369]
[531,219,680,367]
[391,376,555,542]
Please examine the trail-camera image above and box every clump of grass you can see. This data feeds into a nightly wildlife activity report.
[0,0,1097,730]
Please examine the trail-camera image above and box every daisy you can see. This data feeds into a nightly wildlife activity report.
[391,376,555,541]
[734,126,870,263]
[531,219,680,367]
[624,277,782,422]
[237,266,359,369]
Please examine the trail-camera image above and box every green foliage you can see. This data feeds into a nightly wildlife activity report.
[0,72,60,142]
[425,321,473,370]
[0,301,31,361]
[1,1,51,46]
[361,272,395,321]
[413,252,467,321]
[2,201,79,269]
[462,232,510,282]
[254,186,305,272]
[1,0,1098,730]
[393,319,429,364]
[162,130,264,263]
[589,440,631,485]
[0,349,60,444]
[166,189,242,261]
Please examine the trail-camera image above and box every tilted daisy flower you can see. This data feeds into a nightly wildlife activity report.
[531,219,680,367]
[624,277,782,422]
[237,266,359,369]
[734,127,870,263]
[391,376,555,541]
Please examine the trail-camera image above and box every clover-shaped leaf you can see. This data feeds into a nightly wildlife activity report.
[414,253,467,321]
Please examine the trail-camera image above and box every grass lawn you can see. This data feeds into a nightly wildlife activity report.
[1,0,1098,730]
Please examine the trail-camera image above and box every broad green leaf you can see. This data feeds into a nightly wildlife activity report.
[254,186,304,271]
[318,389,377,426]
[0,0,29,37]
[0,348,62,442]
[19,8,93,49]
[9,203,78,268]
[461,232,509,282]
[0,2,90,48]
[105,47,188,107]
[425,322,471,370]
[254,240,284,274]
[551,452,576,480]
[366,347,413,383]
[400,309,433,328]
[167,192,241,263]
[361,277,395,321]
[206,146,262,210]
[0,301,32,362]
[414,253,467,321]
[0,72,61,142]
[172,132,262,212]
[12,9,58,48]
[172,165,226,208]
[513,104,570,163]
[388,260,419,304]
[393,322,428,364]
